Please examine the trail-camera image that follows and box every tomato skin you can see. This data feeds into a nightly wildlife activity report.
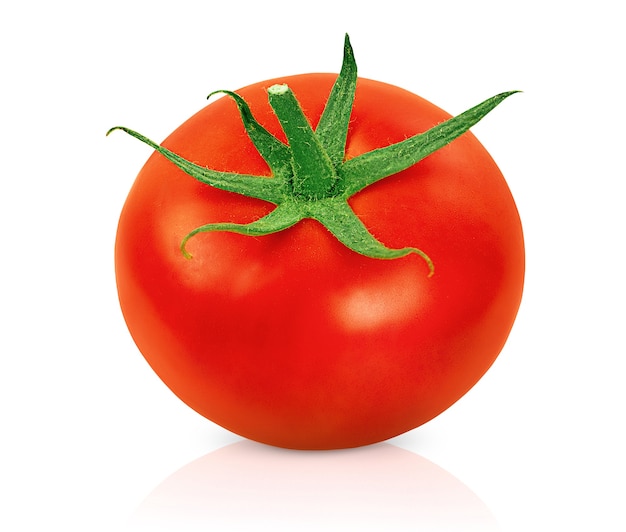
[115,74,524,450]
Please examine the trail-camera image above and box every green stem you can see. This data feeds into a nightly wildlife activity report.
[267,84,338,200]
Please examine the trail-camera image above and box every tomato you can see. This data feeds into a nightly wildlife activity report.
[112,36,524,450]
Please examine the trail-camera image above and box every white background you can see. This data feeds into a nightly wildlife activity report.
[2,1,624,530]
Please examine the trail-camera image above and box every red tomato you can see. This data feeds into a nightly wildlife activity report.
[114,47,524,450]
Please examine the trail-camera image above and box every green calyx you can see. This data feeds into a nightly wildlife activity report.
[108,34,519,277]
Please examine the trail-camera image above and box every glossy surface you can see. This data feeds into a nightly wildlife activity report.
[115,74,525,449]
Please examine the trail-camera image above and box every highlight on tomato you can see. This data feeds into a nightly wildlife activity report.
[109,35,524,450]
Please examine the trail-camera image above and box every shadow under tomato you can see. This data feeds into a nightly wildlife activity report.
[128,440,500,531]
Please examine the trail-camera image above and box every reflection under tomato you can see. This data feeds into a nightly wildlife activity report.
[128,441,500,531]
